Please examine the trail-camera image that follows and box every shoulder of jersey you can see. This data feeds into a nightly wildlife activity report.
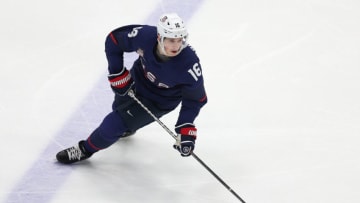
[180,45,199,61]
[136,25,157,38]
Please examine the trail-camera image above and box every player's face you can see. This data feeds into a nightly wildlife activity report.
[163,37,183,57]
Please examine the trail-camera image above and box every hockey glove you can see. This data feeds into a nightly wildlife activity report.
[108,67,134,96]
[173,124,197,157]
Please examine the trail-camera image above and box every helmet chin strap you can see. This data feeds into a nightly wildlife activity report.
[158,37,167,56]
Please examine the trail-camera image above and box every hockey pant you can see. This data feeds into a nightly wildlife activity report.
[83,94,172,153]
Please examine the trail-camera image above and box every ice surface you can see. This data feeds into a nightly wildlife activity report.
[1,0,360,202]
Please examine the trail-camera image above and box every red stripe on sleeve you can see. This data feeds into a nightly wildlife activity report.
[110,33,118,45]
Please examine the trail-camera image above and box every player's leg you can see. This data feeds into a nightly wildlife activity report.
[115,95,172,132]
[56,96,172,164]
[56,110,129,164]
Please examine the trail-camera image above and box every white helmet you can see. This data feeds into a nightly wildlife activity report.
[157,13,188,55]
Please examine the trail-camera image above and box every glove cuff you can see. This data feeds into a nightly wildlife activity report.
[108,70,132,89]
[175,123,197,139]
[180,127,197,138]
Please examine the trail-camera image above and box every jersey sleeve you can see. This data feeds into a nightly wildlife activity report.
[175,63,208,127]
[104,25,144,74]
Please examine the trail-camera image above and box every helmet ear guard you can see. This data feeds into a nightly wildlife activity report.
[157,13,189,55]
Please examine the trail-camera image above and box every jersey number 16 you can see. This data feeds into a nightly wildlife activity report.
[188,63,202,81]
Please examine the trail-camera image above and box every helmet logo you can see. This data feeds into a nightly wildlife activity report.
[160,16,168,22]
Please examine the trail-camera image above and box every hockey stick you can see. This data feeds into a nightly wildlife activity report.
[128,90,246,203]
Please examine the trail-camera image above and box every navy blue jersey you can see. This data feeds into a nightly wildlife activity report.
[105,25,207,126]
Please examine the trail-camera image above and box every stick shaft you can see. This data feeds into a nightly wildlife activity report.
[127,90,246,202]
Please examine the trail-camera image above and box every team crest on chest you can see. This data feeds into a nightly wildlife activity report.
[146,71,156,82]
[138,48,170,88]
[145,71,170,88]
[158,83,169,88]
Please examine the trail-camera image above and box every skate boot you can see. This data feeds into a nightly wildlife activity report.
[56,141,93,164]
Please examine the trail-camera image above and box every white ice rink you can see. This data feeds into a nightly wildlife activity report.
[1,0,360,202]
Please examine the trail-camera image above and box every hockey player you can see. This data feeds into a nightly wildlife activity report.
[56,13,207,164]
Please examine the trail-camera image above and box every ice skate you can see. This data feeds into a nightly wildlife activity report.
[56,141,93,164]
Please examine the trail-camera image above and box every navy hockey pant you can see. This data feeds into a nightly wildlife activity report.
[83,94,172,153]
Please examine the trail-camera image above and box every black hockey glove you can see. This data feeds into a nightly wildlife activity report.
[173,124,197,157]
[108,67,134,96]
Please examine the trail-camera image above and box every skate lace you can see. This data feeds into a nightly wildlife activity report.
[66,146,84,161]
